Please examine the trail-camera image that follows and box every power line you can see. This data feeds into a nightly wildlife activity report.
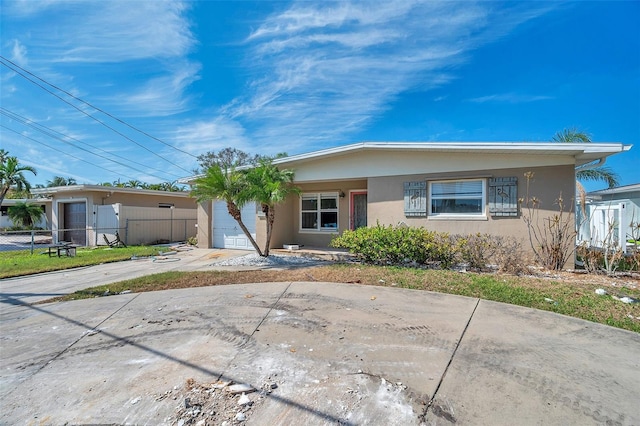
[0,55,197,158]
[1,116,171,182]
[0,124,142,182]
[0,107,182,180]
[0,56,195,174]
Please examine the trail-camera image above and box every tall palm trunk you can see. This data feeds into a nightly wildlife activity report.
[263,204,276,257]
[227,202,264,256]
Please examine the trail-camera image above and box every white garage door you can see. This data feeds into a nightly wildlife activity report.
[213,201,257,250]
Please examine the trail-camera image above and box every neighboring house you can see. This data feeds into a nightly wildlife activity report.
[193,142,631,254]
[578,183,640,253]
[31,185,197,246]
[0,198,52,229]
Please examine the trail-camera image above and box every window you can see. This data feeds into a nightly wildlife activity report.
[301,193,338,231]
[429,179,485,216]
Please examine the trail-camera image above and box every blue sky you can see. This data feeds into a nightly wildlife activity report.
[1,0,638,192]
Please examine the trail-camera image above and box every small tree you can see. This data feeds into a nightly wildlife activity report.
[7,202,44,229]
[197,147,261,172]
[1,155,37,206]
[240,159,299,256]
[191,164,264,255]
[191,152,297,257]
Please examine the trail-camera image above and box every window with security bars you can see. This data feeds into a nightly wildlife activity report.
[301,193,338,230]
[429,179,485,216]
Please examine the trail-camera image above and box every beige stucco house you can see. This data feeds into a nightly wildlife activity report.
[31,185,197,246]
[193,142,631,254]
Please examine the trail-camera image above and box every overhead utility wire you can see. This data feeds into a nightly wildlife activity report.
[0,57,194,174]
[0,56,196,158]
[0,124,142,182]
[0,107,182,180]
[1,113,171,182]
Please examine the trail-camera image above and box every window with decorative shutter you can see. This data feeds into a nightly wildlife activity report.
[488,177,518,217]
[404,181,427,217]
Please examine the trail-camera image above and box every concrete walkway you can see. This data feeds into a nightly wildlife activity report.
[1,253,639,425]
[0,248,250,307]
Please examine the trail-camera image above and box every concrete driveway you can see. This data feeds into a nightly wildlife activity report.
[1,253,639,425]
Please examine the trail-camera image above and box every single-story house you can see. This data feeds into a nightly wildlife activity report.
[578,183,640,252]
[31,185,197,246]
[192,142,631,255]
[0,198,52,229]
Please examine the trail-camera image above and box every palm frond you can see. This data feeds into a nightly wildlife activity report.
[576,167,620,188]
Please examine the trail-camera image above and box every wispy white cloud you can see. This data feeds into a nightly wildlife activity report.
[1,0,64,17]
[35,1,196,63]
[9,39,28,66]
[467,93,554,103]
[173,117,251,156]
[3,0,199,118]
[226,1,554,149]
[114,61,202,117]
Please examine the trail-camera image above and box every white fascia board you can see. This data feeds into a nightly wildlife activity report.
[31,185,190,198]
[273,142,631,168]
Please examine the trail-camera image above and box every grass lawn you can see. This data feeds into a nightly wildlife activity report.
[38,262,640,334]
[0,246,163,279]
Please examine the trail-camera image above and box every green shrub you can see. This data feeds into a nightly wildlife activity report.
[330,223,460,267]
[331,225,528,272]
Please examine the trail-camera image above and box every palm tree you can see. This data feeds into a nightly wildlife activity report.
[552,128,620,188]
[47,176,77,187]
[0,155,37,206]
[125,180,143,189]
[190,164,264,255]
[7,201,44,228]
[161,181,185,192]
[240,160,299,256]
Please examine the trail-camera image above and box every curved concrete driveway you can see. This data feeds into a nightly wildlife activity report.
[1,276,639,425]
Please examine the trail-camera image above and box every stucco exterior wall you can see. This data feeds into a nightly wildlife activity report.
[255,196,297,250]
[289,150,577,183]
[264,180,367,248]
[44,188,197,246]
[367,165,575,241]
[268,166,575,256]
[197,201,212,248]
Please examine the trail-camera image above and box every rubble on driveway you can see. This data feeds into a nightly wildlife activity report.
[165,377,279,425]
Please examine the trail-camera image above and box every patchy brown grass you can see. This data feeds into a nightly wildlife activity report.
[41,263,640,333]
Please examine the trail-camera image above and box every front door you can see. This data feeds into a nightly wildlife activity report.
[350,191,367,230]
